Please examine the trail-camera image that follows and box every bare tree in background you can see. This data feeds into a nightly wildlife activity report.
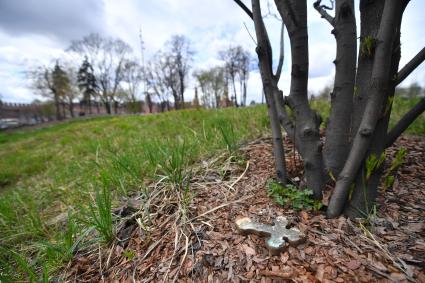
[68,33,133,114]
[164,35,194,109]
[194,66,226,108]
[220,46,241,107]
[122,59,143,106]
[145,53,172,112]
[31,61,72,120]
[234,0,425,218]
[238,50,250,107]
[219,45,251,107]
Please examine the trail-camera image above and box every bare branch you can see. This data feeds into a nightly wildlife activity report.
[243,22,257,45]
[396,47,425,86]
[313,0,335,26]
[233,0,253,19]
[385,97,425,147]
[274,22,285,81]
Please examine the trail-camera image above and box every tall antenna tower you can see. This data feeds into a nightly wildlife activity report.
[139,27,147,97]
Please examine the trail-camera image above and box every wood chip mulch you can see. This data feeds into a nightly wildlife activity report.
[66,135,425,283]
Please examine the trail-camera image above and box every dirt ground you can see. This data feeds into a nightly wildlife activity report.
[66,135,425,282]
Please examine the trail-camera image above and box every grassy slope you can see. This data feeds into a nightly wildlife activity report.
[0,98,423,280]
[0,106,270,280]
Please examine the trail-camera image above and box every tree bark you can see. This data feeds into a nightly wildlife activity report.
[252,0,287,184]
[322,0,357,178]
[345,1,408,218]
[351,0,385,137]
[275,0,325,199]
[328,0,403,218]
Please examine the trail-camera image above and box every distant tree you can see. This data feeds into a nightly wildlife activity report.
[194,66,226,108]
[31,62,71,120]
[52,62,72,118]
[219,46,251,107]
[238,50,251,107]
[193,87,200,108]
[121,59,143,105]
[164,35,194,109]
[62,64,81,118]
[68,33,133,114]
[77,57,98,114]
[145,53,172,112]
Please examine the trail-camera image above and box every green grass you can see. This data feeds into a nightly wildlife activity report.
[0,106,269,281]
[310,96,425,134]
[0,98,423,281]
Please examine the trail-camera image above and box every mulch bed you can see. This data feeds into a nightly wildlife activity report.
[66,135,425,282]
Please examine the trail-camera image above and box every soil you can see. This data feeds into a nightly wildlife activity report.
[66,135,425,282]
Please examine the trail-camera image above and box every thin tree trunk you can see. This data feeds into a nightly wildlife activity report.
[275,0,325,199]
[88,98,92,114]
[105,101,111,114]
[232,76,238,107]
[322,0,357,177]
[69,99,74,118]
[54,92,61,120]
[252,0,287,185]
[62,102,66,119]
[180,75,185,109]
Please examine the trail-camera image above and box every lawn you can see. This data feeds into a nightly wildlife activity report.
[0,98,423,281]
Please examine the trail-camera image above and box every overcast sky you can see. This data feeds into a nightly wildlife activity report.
[0,0,424,103]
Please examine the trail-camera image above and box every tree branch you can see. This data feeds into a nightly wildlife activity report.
[275,22,285,81]
[313,0,335,26]
[396,47,425,85]
[385,97,425,147]
[233,0,253,19]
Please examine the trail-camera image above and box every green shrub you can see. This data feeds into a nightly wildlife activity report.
[267,181,322,211]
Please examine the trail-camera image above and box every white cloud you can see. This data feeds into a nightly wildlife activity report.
[0,0,424,103]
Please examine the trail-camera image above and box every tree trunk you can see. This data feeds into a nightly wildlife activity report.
[275,0,325,199]
[88,98,92,114]
[54,92,61,120]
[180,75,185,109]
[345,1,408,218]
[328,0,402,218]
[105,101,111,114]
[69,101,74,118]
[323,0,357,177]
[114,100,118,114]
[252,0,287,185]
[351,0,385,137]
[231,75,238,107]
[61,102,66,119]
